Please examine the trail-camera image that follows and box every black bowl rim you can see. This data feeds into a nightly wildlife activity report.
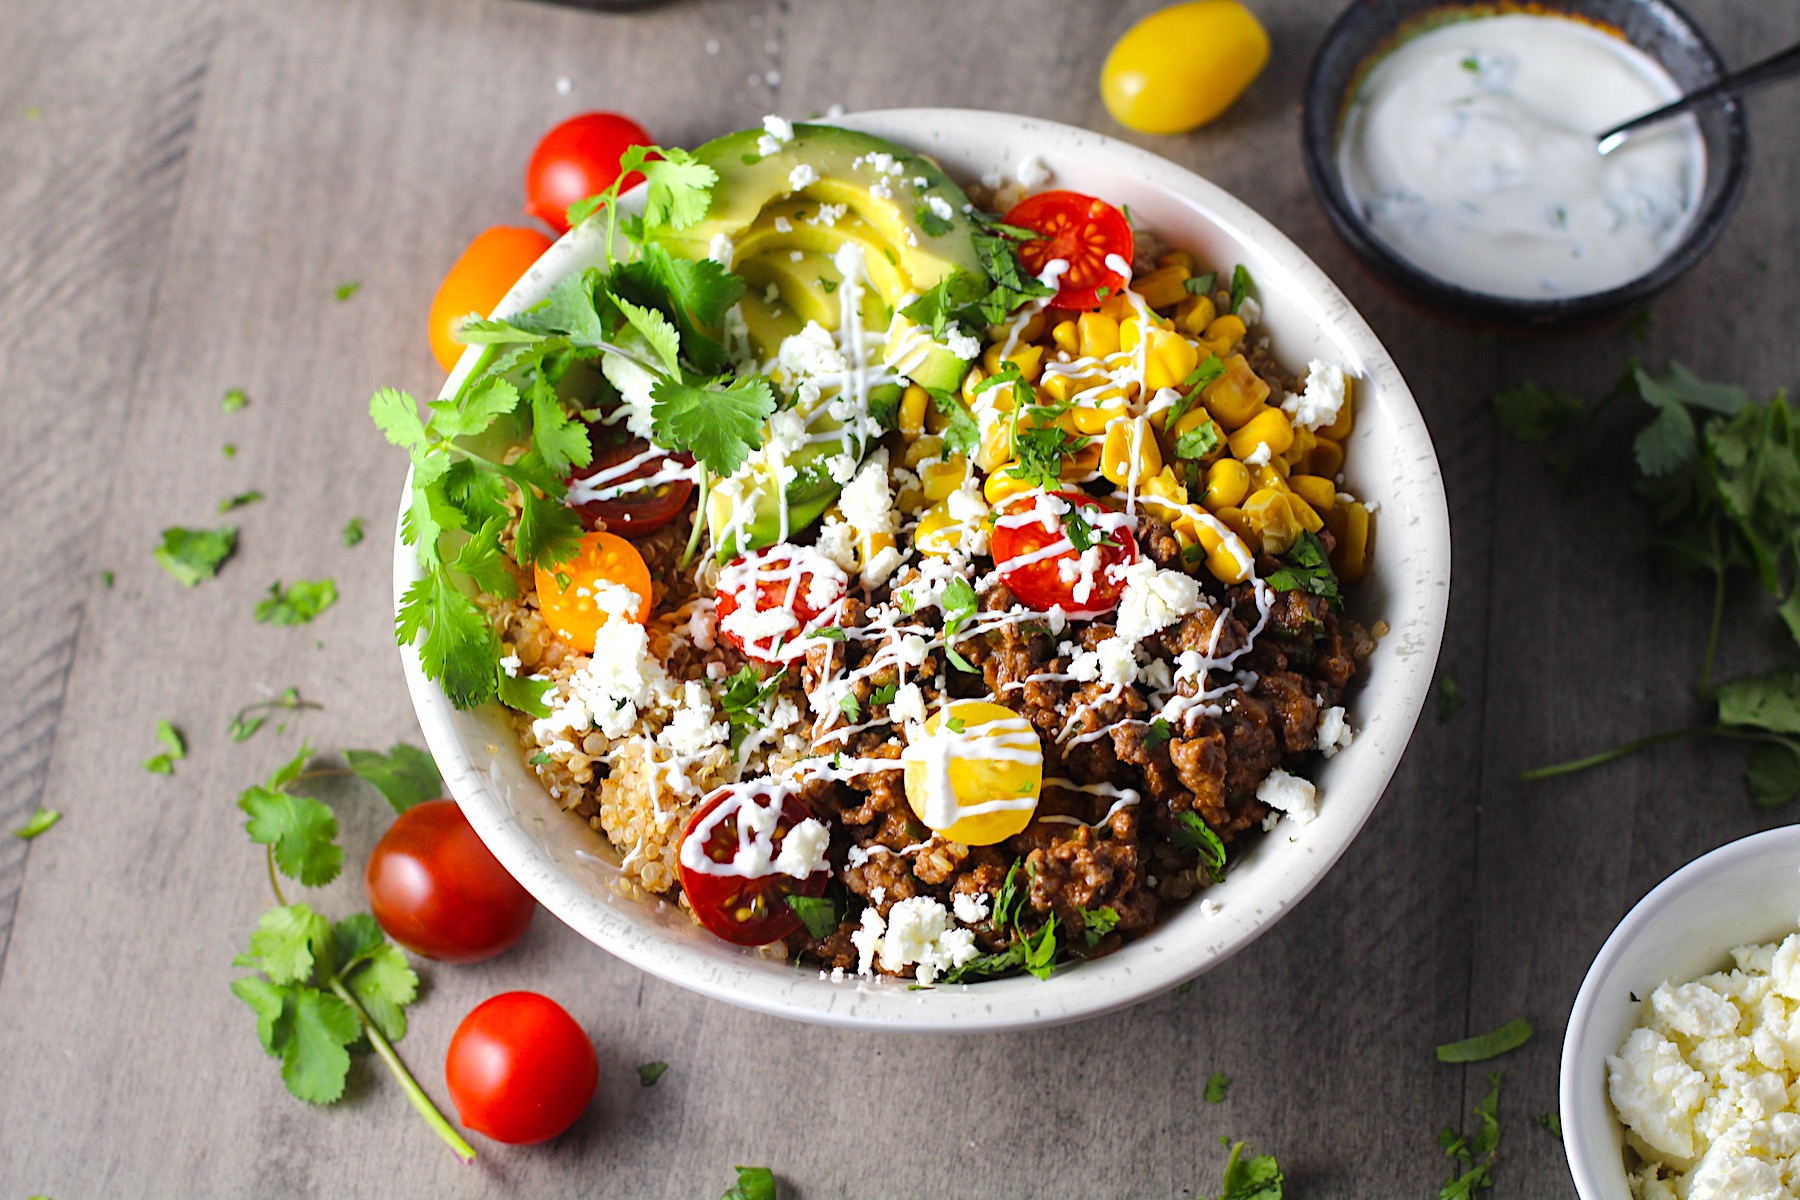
[1300,0,1751,326]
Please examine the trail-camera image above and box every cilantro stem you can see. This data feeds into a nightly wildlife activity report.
[1699,557,1726,698]
[1521,724,1718,780]
[265,844,289,908]
[678,472,711,569]
[325,976,476,1164]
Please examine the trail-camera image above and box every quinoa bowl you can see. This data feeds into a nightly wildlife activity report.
[393,109,1450,1031]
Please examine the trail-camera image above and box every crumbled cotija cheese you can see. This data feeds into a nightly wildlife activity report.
[1609,931,1800,1199]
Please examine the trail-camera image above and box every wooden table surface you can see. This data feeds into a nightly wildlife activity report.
[3,0,1797,1195]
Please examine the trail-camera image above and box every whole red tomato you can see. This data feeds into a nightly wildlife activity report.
[366,799,536,962]
[525,112,653,234]
[446,992,599,1145]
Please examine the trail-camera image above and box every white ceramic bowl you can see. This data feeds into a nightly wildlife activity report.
[1561,826,1800,1198]
[394,109,1451,1032]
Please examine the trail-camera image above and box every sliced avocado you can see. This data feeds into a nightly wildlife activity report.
[882,312,971,394]
[735,248,886,332]
[706,409,858,559]
[657,124,985,294]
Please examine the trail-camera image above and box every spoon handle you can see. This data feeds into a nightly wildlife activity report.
[1598,39,1800,153]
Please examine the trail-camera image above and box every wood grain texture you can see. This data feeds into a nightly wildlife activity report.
[0,0,1794,1195]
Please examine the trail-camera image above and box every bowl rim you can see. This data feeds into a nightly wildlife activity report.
[1558,824,1800,1198]
[1299,0,1751,326]
[395,107,1453,1032]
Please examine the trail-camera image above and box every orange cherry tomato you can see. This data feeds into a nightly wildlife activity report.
[428,226,553,373]
[533,531,653,652]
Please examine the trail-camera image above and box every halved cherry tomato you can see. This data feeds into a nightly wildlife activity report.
[525,112,654,234]
[566,430,695,539]
[428,226,553,373]
[366,799,536,963]
[677,785,829,946]
[446,991,597,1145]
[1003,191,1135,312]
[989,490,1140,615]
[714,551,844,663]
[534,530,653,652]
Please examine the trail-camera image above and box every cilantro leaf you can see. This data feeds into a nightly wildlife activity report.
[156,719,186,758]
[370,388,428,456]
[528,382,593,478]
[1211,1139,1283,1200]
[345,744,442,813]
[334,281,361,302]
[1205,1071,1231,1103]
[637,1061,670,1087]
[428,376,519,440]
[231,975,289,1056]
[341,517,365,547]
[1174,811,1227,882]
[786,894,841,939]
[448,517,517,599]
[222,387,249,412]
[1631,363,1748,477]
[246,902,334,986]
[155,525,238,586]
[496,669,555,718]
[916,202,954,237]
[397,570,502,709]
[614,295,682,375]
[992,859,1025,927]
[1436,1017,1533,1063]
[721,666,786,726]
[611,243,746,374]
[924,387,978,456]
[1079,904,1119,947]
[1144,717,1173,751]
[942,943,1026,983]
[241,784,342,887]
[940,576,978,644]
[1229,265,1255,315]
[512,484,585,570]
[1264,532,1342,605]
[1022,914,1059,980]
[12,805,60,839]
[282,986,361,1104]
[1492,383,1582,444]
[1185,271,1218,296]
[839,692,862,721]
[1718,671,1800,734]
[337,919,417,1044]
[629,146,717,231]
[1176,421,1222,460]
[721,1165,778,1200]
[219,490,264,512]
[650,374,775,478]
[255,579,339,626]
[1747,741,1800,808]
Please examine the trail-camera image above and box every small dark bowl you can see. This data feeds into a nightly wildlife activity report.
[1301,0,1749,329]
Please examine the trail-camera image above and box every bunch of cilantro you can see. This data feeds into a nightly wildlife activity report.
[1496,362,1800,804]
[230,742,474,1161]
[371,145,779,712]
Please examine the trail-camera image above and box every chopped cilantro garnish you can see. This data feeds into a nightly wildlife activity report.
[897,590,917,615]
[1436,1074,1501,1200]
[100,569,115,588]
[839,692,862,721]
[945,715,965,733]
[1021,915,1059,980]
[342,517,365,547]
[1079,905,1119,946]
[12,805,60,839]
[144,719,187,775]
[1437,673,1466,723]
[228,687,320,744]
[1175,422,1222,461]
[334,281,361,302]
[819,277,838,293]
[220,490,263,512]
[1437,1017,1533,1063]
[255,579,339,626]
[1264,532,1342,606]
[915,203,954,237]
[1205,1071,1232,1103]
[1144,717,1173,751]
[721,1165,778,1200]
[720,666,786,755]
[1207,1139,1283,1200]
[528,751,552,766]
[1184,271,1218,296]
[924,386,979,456]
[222,388,249,412]
[1229,264,1254,315]
[1173,811,1227,882]
[651,374,776,478]
[870,681,898,706]
[1095,285,1110,300]
[222,443,237,457]
[1060,504,1105,553]
[785,894,840,939]
[636,1061,669,1087]
[1460,55,1480,71]
[807,626,847,641]
[156,525,237,586]
[1538,1112,1562,1138]
[1492,383,1582,444]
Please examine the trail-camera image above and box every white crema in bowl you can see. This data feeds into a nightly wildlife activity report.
[1337,12,1706,300]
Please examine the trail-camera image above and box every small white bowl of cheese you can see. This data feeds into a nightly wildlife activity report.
[1562,825,1800,1199]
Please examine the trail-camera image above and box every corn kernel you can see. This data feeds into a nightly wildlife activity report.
[898,384,929,438]
[1200,355,1271,431]
[914,502,960,557]
[1282,425,1317,469]
[1143,327,1201,393]
[976,415,1011,473]
[1288,475,1336,515]
[1202,458,1250,510]
[1246,459,1289,492]
[920,454,967,503]
[1102,417,1163,488]
[1286,489,1324,533]
[903,436,946,470]
[1072,397,1130,436]
[1016,311,1048,346]
[1304,436,1345,479]
[1157,249,1198,274]
[1061,442,1104,481]
[1077,312,1120,359]
[1320,376,1355,442]
[959,365,987,408]
[982,341,1046,385]
[1175,294,1217,336]
[1135,265,1191,311]
[895,483,924,514]
[1242,488,1301,555]
[1202,314,1247,348]
[1184,511,1253,585]
[1099,292,1135,322]
[857,529,898,568]
[1040,369,1106,405]
[1330,500,1372,581]
[1051,319,1079,354]
[1140,466,1188,523]
[984,467,1035,505]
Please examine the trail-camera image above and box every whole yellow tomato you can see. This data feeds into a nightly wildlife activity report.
[428,226,553,372]
[1101,1,1271,135]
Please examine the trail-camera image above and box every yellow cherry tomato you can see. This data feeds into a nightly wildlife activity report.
[903,700,1042,846]
[428,226,553,373]
[1101,1,1271,135]
[533,531,652,652]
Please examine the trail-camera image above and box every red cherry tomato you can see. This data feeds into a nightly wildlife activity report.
[366,800,536,963]
[1003,190,1135,311]
[525,112,654,234]
[714,550,845,663]
[428,226,554,373]
[567,430,695,539]
[445,992,598,1145]
[677,785,829,946]
[989,490,1140,615]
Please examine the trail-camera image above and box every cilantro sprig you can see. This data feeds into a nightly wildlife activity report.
[231,743,473,1162]
[1206,1139,1283,1200]
[1509,362,1800,804]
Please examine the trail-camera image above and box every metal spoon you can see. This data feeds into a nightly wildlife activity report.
[1597,39,1800,155]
